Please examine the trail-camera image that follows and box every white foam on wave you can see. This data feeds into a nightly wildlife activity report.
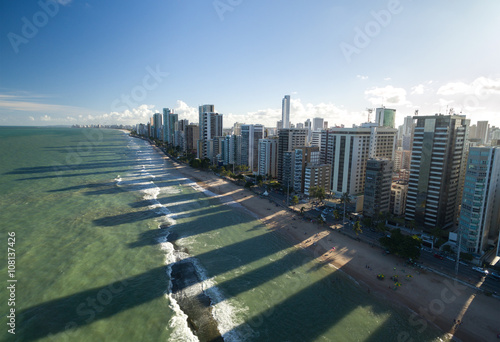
[159,234,199,342]
[127,136,251,341]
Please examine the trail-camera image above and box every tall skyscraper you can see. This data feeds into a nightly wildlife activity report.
[320,126,397,196]
[405,114,470,230]
[198,104,215,140]
[277,128,308,183]
[458,147,500,254]
[282,95,290,129]
[153,113,162,140]
[476,121,489,144]
[258,138,278,178]
[312,117,324,132]
[375,107,396,128]
[163,108,178,145]
[185,124,199,154]
[199,112,223,160]
[241,124,264,173]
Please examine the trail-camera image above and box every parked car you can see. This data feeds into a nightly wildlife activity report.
[434,254,444,260]
[472,266,489,275]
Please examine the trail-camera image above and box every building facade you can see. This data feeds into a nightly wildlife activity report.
[405,114,470,230]
[282,95,290,129]
[258,138,278,178]
[458,147,500,254]
[241,124,264,173]
[363,158,393,218]
[320,126,397,196]
[277,128,308,183]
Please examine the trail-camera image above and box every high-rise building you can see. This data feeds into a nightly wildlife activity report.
[390,181,408,216]
[185,124,199,154]
[277,128,308,183]
[199,112,223,160]
[312,117,324,132]
[163,108,178,145]
[476,121,489,144]
[304,164,332,196]
[241,124,264,173]
[458,147,500,254]
[375,107,396,128]
[405,114,470,230]
[363,158,393,218]
[293,147,320,193]
[153,113,163,140]
[233,122,243,136]
[282,95,290,129]
[198,104,215,140]
[320,126,397,196]
[310,131,322,147]
[258,138,278,178]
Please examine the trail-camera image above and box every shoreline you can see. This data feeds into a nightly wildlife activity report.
[144,139,499,342]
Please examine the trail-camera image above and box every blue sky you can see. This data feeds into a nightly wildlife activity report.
[1,0,499,128]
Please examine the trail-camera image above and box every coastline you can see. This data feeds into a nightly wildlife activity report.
[146,141,499,342]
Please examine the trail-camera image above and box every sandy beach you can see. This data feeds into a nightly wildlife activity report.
[157,147,499,342]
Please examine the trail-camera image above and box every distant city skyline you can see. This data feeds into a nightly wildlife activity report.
[1,1,500,128]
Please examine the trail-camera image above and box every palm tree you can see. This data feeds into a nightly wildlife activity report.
[340,192,351,226]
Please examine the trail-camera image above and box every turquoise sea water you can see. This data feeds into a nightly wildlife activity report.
[0,127,446,341]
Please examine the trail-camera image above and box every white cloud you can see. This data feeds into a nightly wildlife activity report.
[384,77,392,81]
[411,84,425,95]
[365,85,411,106]
[437,77,500,96]
[98,104,157,124]
[40,115,51,121]
[29,116,35,121]
[173,100,197,123]
[357,75,368,80]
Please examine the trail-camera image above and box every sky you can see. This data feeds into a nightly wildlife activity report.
[1,0,500,129]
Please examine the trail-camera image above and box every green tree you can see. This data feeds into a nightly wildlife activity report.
[333,209,341,221]
[189,158,201,169]
[353,221,362,235]
[340,192,352,224]
[300,206,305,216]
[291,195,299,210]
[379,229,422,260]
[310,186,326,205]
[244,181,253,189]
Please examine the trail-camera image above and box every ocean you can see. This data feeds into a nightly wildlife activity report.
[0,127,445,341]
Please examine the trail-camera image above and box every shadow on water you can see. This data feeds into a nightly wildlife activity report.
[93,209,166,226]
[207,257,445,342]
[15,170,128,182]
[17,267,167,341]
[5,161,142,175]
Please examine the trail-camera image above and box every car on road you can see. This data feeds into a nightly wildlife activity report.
[434,254,444,260]
[471,266,489,275]
[489,272,500,280]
